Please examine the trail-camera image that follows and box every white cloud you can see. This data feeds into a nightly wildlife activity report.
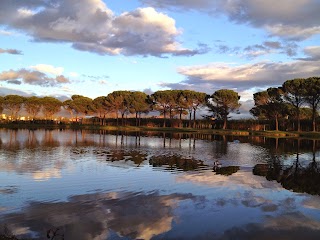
[0,0,203,56]
[68,72,79,77]
[30,64,64,75]
[0,29,13,35]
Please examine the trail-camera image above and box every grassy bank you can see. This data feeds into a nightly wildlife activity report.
[1,123,320,139]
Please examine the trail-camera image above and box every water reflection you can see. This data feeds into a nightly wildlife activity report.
[0,129,320,239]
[253,140,320,195]
[2,191,198,240]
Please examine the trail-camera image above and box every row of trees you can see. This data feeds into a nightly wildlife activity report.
[0,89,241,129]
[250,77,320,131]
[0,76,319,131]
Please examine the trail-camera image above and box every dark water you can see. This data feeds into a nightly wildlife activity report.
[0,129,320,240]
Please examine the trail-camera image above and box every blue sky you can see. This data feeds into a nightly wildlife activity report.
[0,0,320,112]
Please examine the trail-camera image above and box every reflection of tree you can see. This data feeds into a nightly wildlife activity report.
[94,149,148,167]
[149,155,207,171]
[1,192,197,240]
[215,166,240,176]
[253,149,320,195]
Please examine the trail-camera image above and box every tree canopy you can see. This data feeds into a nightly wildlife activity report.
[207,89,240,129]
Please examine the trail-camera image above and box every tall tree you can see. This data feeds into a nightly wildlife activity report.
[129,91,150,126]
[24,96,42,119]
[250,88,287,131]
[176,90,189,121]
[41,97,62,120]
[303,77,320,132]
[282,78,306,131]
[3,95,25,120]
[66,95,95,121]
[180,90,207,128]
[105,91,131,126]
[151,90,175,127]
[208,89,240,130]
[93,96,109,118]
[93,96,110,125]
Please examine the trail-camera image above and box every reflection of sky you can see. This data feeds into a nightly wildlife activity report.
[1,129,320,239]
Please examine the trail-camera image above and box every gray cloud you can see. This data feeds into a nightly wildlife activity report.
[0,87,34,97]
[215,41,298,59]
[0,48,22,55]
[166,60,320,94]
[297,46,320,61]
[0,68,70,86]
[141,0,320,40]
[0,0,201,57]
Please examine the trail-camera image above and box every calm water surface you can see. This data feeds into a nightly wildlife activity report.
[0,129,320,239]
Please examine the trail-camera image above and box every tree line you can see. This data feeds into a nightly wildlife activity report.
[0,89,241,129]
[251,77,320,132]
[0,76,319,131]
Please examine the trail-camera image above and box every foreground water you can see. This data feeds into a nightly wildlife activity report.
[0,129,320,239]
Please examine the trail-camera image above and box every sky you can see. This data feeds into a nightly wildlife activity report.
[0,0,320,117]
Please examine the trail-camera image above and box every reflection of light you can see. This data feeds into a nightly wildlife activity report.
[32,169,61,181]
[136,198,178,240]
[138,216,173,240]
[11,226,30,236]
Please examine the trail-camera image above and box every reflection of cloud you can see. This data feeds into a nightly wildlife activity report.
[302,196,320,210]
[176,170,282,190]
[1,192,197,240]
[32,169,62,181]
[221,212,320,240]
[0,186,18,195]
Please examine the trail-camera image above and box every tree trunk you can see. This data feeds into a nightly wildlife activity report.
[275,116,279,131]
[312,107,316,132]
[163,110,166,128]
[193,109,196,128]
[223,116,227,130]
[116,112,119,126]
[189,110,192,128]
[121,113,125,126]
[297,109,301,132]
[135,112,138,126]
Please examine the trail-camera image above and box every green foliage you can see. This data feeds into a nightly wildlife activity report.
[93,96,109,117]
[207,89,241,129]
[24,96,42,119]
[3,95,26,119]
[251,88,287,131]
[65,95,95,118]
[41,97,62,119]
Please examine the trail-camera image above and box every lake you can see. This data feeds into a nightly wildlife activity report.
[0,129,320,240]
